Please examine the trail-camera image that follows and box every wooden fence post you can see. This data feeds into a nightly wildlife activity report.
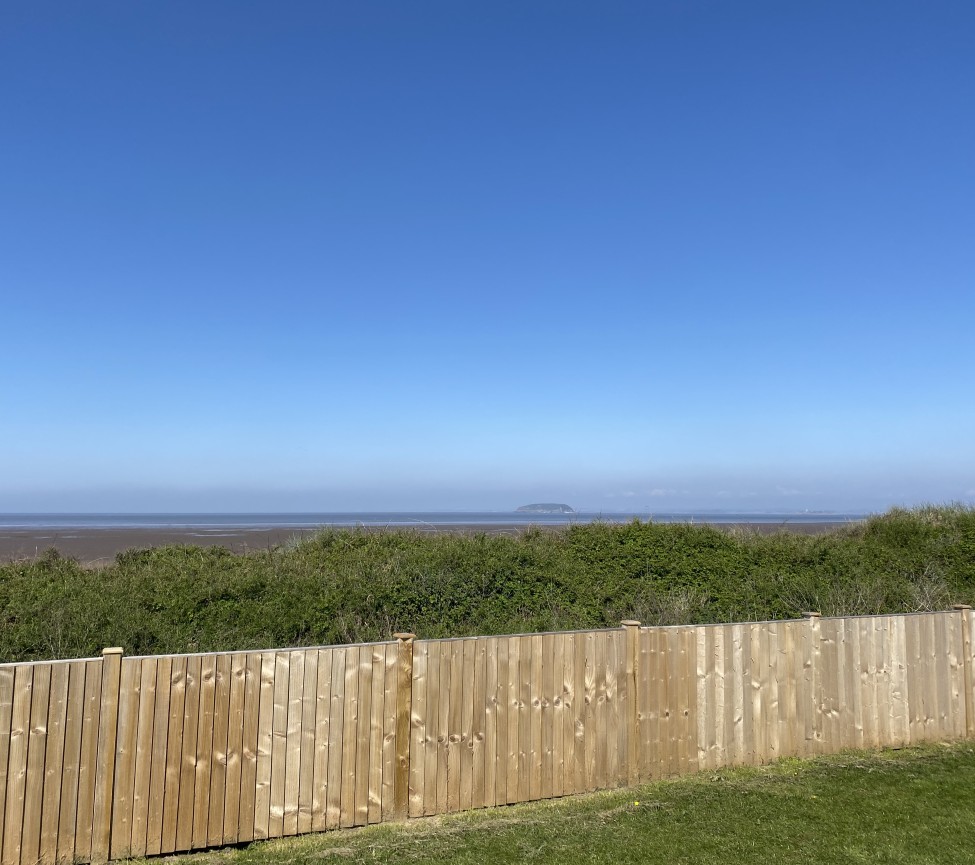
[801,613,822,754]
[953,605,974,738]
[90,648,123,864]
[392,633,415,821]
[621,621,641,785]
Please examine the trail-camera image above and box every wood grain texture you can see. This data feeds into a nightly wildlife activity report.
[311,649,334,833]
[57,662,88,864]
[91,651,121,864]
[298,650,319,834]
[130,658,158,858]
[22,664,51,865]
[145,657,172,856]
[6,610,975,865]
[39,663,69,865]
[207,653,231,847]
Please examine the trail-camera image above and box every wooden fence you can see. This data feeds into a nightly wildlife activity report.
[1,607,973,865]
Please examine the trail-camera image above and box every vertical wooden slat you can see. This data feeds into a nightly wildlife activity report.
[877,619,893,747]
[91,649,122,863]
[2,664,33,865]
[583,631,598,790]
[253,652,276,840]
[39,663,69,865]
[571,633,586,791]
[905,614,922,743]
[819,619,836,751]
[381,645,399,822]
[109,658,139,860]
[471,638,488,810]
[457,640,474,810]
[800,613,820,754]
[434,643,450,816]
[550,633,565,799]
[191,654,217,848]
[592,632,607,789]
[891,615,910,744]
[352,646,372,827]
[695,627,710,771]
[558,634,574,794]
[421,642,441,817]
[739,624,754,768]
[834,620,852,750]
[366,645,385,824]
[934,614,953,737]
[74,659,103,862]
[237,652,264,841]
[766,622,780,762]
[922,614,939,739]
[505,636,521,805]
[205,654,231,848]
[298,650,319,833]
[392,634,414,821]
[713,625,727,769]
[606,631,622,785]
[311,649,334,832]
[494,637,509,806]
[484,637,499,808]
[645,628,663,778]
[268,652,290,838]
[679,627,693,774]
[407,642,427,819]
[324,648,346,830]
[862,618,881,747]
[222,653,247,844]
[56,662,87,864]
[174,654,201,852]
[946,614,964,738]
[160,657,186,854]
[339,647,359,828]
[955,606,975,738]
[21,664,51,865]
[728,624,743,766]
[538,635,553,801]
[528,635,543,800]
[0,666,15,862]
[145,657,172,856]
[238,652,263,842]
[130,658,158,857]
[447,640,464,812]
[283,651,304,835]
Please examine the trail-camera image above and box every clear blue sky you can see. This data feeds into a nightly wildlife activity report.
[2,1,973,513]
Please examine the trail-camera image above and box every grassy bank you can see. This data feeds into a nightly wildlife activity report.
[155,743,975,864]
[1,506,974,662]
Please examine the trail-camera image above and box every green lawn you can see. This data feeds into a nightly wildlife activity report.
[161,742,975,865]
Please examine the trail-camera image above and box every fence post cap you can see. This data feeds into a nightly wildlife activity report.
[393,632,416,641]
[621,620,642,627]
[101,647,124,656]
[953,604,972,610]
[801,611,822,619]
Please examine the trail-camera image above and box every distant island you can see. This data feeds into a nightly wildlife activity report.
[516,503,576,514]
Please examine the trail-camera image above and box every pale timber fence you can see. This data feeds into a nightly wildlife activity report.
[1,607,974,865]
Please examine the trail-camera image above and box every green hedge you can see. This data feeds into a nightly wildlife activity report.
[2,505,973,662]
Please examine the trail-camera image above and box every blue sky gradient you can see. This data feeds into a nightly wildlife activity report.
[2,1,973,512]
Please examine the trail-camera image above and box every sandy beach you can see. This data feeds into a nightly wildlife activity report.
[0,520,849,565]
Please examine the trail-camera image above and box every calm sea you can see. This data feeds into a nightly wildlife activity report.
[0,512,868,530]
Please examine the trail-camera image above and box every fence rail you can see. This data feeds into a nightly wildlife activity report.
[1,607,973,864]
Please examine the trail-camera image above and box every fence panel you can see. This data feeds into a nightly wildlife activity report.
[1,611,973,864]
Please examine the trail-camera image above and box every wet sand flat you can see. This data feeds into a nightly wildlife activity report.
[0,520,849,565]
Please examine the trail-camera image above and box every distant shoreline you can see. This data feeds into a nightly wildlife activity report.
[0,518,861,565]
